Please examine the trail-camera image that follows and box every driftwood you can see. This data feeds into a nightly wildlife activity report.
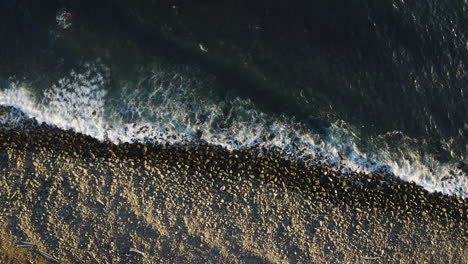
[38,250,60,263]
[127,248,146,258]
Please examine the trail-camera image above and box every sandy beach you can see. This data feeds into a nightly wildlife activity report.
[0,124,466,263]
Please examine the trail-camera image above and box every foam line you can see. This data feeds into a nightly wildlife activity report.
[0,63,466,198]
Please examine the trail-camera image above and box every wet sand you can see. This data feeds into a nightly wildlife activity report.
[0,126,466,263]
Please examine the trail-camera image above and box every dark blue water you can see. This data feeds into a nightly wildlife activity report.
[0,0,467,196]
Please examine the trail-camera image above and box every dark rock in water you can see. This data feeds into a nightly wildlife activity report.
[338,152,348,161]
[196,129,203,138]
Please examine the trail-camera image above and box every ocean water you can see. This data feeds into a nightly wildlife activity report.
[0,0,467,197]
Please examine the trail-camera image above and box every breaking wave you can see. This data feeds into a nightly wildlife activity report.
[0,62,466,197]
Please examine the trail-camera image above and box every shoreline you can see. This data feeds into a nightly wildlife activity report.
[0,124,467,263]
[2,124,466,220]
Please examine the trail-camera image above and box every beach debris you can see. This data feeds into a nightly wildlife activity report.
[361,256,380,260]
[16,242,59,263]
[127,248,146,258]
[96,198,105,206]
[17,241,36,248]
[38,250,60,263]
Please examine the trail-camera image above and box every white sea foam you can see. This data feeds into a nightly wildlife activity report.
[0,63,466,198]
[56,8,73,30]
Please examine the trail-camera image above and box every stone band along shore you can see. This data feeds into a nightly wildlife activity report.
[2,123,466,221]
[0,114,467,262]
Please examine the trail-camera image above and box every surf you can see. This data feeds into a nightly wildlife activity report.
[0,62,466,198]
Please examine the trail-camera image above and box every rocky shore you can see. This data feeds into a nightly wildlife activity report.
[0,120,466,263]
